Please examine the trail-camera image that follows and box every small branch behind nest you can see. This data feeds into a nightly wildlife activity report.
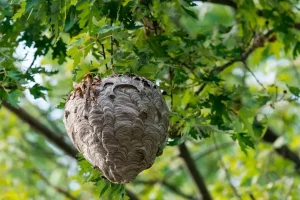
[101,43,108,70]
[110,18,114,71]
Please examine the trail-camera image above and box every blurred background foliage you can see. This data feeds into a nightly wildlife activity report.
[0,0,300,199]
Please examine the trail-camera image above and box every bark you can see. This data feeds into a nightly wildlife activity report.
[179,143,212,200]
[263,128,300,170]
[134,179,197,200]
[2,101,77,158]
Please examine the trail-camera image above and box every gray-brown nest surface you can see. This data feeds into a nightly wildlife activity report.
[63,74,169,183]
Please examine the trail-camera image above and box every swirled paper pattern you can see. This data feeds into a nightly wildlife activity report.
[64,74,169,183]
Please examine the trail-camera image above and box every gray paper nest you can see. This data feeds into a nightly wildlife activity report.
[63,74,169,184]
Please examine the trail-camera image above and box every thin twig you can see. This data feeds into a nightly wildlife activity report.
[194,141,234,160]
[169,66,174,107]
[170,57,200,80]
[134,180,196,200]
[194,0,237,9]
[242,60,268,92]
[110,18,114,70]
[212,135,242,199]
[32,169,78,200]
[214,30,274,74]
[101,43,108,70]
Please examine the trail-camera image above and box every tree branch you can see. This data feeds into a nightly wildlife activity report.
[32,169,78,200]
[214,30,274,74]
[2,101,78,158]
[125,189,140,200]
[194,0,237,9]
[134,179,196,200]
[2,102,140,200]
[179,143,212,200]
[263,128,300,171]
[196,30,273,95]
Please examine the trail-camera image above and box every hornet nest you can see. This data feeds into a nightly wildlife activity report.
[63,74,169,183]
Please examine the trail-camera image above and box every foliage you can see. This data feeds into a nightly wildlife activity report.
[0,0,300,199]
[77,154,129,200]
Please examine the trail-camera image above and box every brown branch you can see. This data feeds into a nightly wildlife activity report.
[214,30,274,74]
[110,18,114,69]
[179,143,212,200]
[196,30,273,95]
[134,180,196,200]
[162,180,197,200]
[126,190,140,200]
[263,128,300,171]
[32,169,78,200]
[194,0,237,9]
[249,194,256,200]
[2,101,78,158]
[101,43,108,70]
[2,101,140,200]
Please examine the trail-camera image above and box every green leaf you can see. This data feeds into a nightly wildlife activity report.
[56,99,67,109]
[148,40,167,57]
[25,0,38,13]
[72,66,82,81]
[52,39,67,64]
[287,85,300,97]
[98,25,121,35]
[293,42,300,59]
[181,6,198,20]
[231,132,255,155]
[6,70,21,81]
[12,1,26,20]
[252,115,267,138]
[6,91,20,108]
[64,6,78,32]
[100,183,109,197]
[0,88,20,108]
[29,84,49,99]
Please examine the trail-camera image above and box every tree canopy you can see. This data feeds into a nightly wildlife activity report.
[0,0,300,199]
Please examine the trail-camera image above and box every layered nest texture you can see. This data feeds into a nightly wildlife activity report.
[63,74,169,183]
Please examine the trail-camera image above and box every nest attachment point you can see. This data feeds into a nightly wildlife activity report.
[63,74,169,184]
